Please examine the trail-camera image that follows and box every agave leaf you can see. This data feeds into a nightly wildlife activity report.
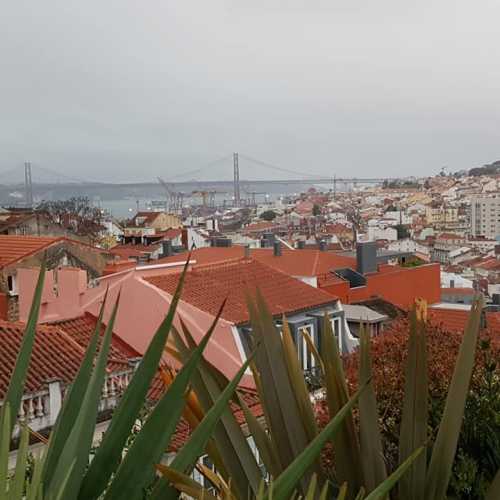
[320,313,363,495]
[46,295,119,499]
[267,380,369,500]
[174,322,262,499]
[354,488,365,500]
[305,473,317,500]
[151,353,255,499]
[2,263,45,435]
[337,483,348,500]
[318,481,330,500]
[300,328,325,374]
[0,403,11,500]
[238,391,282,478]
[103,317,216,500]
[10,423,30,500]
[425,295,483,500]
[195,462,230,494]
[364,447,424,500]
[53,459,76,500]
[43,288,108,489]
[486,468,500,500]
[155,464,220,500]
[281,317,319,443]
[398,305,427,500]
[80,258,192,500]
[26,452,45,500]
[247,290,311,486]
[358,324,387,492]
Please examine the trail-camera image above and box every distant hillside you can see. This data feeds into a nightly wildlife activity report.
[469,160,500,177]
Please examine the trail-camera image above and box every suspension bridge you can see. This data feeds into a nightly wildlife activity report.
[0,154,403,209]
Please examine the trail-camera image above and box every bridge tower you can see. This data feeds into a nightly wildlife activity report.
[24,161,33,209]
[233,152,240,207]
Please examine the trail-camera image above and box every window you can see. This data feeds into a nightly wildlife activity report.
[298,324,316,371]
[331,317,342,351]
[7,275,17,295]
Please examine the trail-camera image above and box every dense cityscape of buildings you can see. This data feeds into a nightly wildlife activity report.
[1,166,500,472]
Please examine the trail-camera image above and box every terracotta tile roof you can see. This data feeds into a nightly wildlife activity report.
[109,243,159,259]
[428,307,470,333]
[157,247,356,278]
[0,321,85,398]
[50,313,140,369]
[0,235,63,269]
[0,314,141,399]
[146,259,338,325]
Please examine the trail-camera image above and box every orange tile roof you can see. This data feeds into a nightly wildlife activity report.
[157,246,356,278]
[0,235,63,269]
[109,243,159,259]
[428,308,470,333]
[0,321,84,398]
[0,314,142,399]
[51,313,140,368]
[146,259,338,325]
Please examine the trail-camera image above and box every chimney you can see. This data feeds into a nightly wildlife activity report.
[356,241,377,275]
[161,240,173,257]
[273,241,282,257]
[244,245,251,258]
[297,240,305,250]
[319,240,327,252]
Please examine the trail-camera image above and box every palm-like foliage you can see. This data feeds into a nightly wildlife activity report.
[158,291,499,499]
[0,260,498,499]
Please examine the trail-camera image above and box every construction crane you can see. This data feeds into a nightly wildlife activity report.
[157,177,184,213]
[242,187,267,206]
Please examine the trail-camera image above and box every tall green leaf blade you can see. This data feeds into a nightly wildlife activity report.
[174,321,263,499]
[358,325,387,492]
[364,447,424,500]
[398,307,427,500]
[46,295,119,499]
[320,313,363,496]
[10,423,30,500]
[43,288,108,489]
[26,452,45,500]
[0,404,11,500]
[151,354,255,499]
[266,381,368,500]
[2,263,46,435]
[247,291,311,483]
[425,295,483,500]
[281,317,318,443]
[238,392,282,478]
[103,316,216,500]
[80,258,191,500]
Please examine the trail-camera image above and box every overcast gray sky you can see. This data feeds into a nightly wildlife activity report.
[1,1,499,183]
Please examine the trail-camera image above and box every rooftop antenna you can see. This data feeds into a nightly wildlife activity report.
[24,161,33,209]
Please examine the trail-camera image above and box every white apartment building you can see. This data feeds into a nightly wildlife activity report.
[471,195,500,239]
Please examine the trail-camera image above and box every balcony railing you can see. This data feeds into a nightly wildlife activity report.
[1,367,135,438]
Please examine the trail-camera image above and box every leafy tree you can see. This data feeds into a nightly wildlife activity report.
[37,196,104,243]
[259,210,277,221]
[329,319,500,499]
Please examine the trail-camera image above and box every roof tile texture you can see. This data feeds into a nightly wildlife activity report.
[147,258,337,325]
